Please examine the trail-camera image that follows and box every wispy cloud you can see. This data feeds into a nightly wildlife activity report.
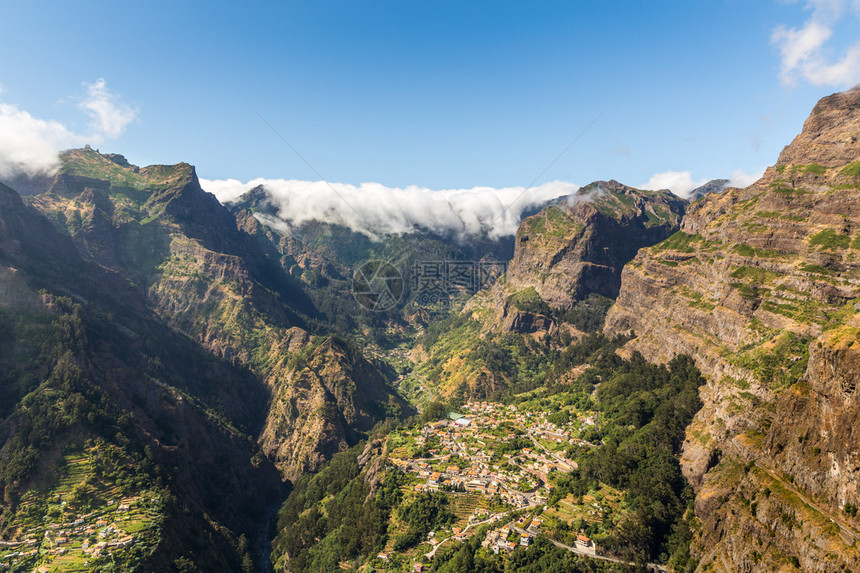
[201,178,579,240]
[640,167,765,198]
[0,79,136,178]
[607,143,631,158]
[772,0,860,87]
[79,78,137,139]
[640,171,708,198]
[728,167,766,188]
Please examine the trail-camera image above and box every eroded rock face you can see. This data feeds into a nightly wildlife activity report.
[259,338,408,481]
[508,180,686,309]
[764,321,860,517]
[605,86,860,570]
[502,307,555,335]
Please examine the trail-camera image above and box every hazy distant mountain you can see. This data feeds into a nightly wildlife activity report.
[687,178,730,201]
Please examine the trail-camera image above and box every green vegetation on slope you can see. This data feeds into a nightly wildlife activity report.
[273,334,704,572]
[507,287,552,315]
[270,437,409,571]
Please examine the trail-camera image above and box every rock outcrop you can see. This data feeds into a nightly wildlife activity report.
[507,180,686,308]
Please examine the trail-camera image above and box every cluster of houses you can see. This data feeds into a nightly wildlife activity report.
[0,496,145,570]
[379,400,606,565]
[481,517,542,554]
[0,546,38,570]
[390,401,579,508]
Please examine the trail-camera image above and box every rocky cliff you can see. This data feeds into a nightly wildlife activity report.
[508,180,686,308]
[0,178,286,569]
[605,86,860,571]
[461,180,685,340]
[21,147,407,481]
[406,181,685,401]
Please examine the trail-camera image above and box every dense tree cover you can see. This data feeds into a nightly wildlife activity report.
[547,347,704,569]
[0,308,54,419]
[421,401,450,423]
[0,299,140,501]
[392,492,455,550]
[554,293,615,333]
[271,445,410,571]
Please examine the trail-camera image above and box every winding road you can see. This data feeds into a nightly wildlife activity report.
[424,514,505,558]
[525,430,578,470]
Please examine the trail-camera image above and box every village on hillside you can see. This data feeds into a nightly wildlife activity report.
[389,401,585,506]
[0,449,161,573]
[379,397,614,567]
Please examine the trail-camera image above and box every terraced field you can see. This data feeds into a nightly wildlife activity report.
[0,447,163,572]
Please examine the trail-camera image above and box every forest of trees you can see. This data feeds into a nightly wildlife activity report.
[548,347,703,570]
[271,443,411,571]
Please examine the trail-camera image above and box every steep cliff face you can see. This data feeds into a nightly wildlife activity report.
[0,181,286,570]
[462,180,685,339]
[407,182,685,401]
[605,86,860,570]
[259,337,408,479]
[508,180,685,308]
[23,148,406,482]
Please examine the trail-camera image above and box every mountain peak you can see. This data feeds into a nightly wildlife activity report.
[59,147,196,192]
[508,179,686,307]
[688,179,730,201]
[775,85,860,168]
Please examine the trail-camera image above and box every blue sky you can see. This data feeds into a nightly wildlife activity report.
[1,0,859,196]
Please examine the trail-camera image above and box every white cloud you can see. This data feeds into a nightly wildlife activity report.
[200,178,579,240]
[639,167,766,198]
[772,0,860,87]
[639,171,707,198]
[0,103,85,178]
[0,79,136,178]
[728,167,766,188]
[199,177,247,202]
[79,78,137,139]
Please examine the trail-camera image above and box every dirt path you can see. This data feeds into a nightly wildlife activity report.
[755,462,859,545]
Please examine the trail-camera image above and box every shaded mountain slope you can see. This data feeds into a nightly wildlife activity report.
[0,182,285,570]
[15,148,409,484]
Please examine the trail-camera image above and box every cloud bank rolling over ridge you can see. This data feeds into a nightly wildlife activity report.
[202,178,581,240]
[203,165,769,241]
